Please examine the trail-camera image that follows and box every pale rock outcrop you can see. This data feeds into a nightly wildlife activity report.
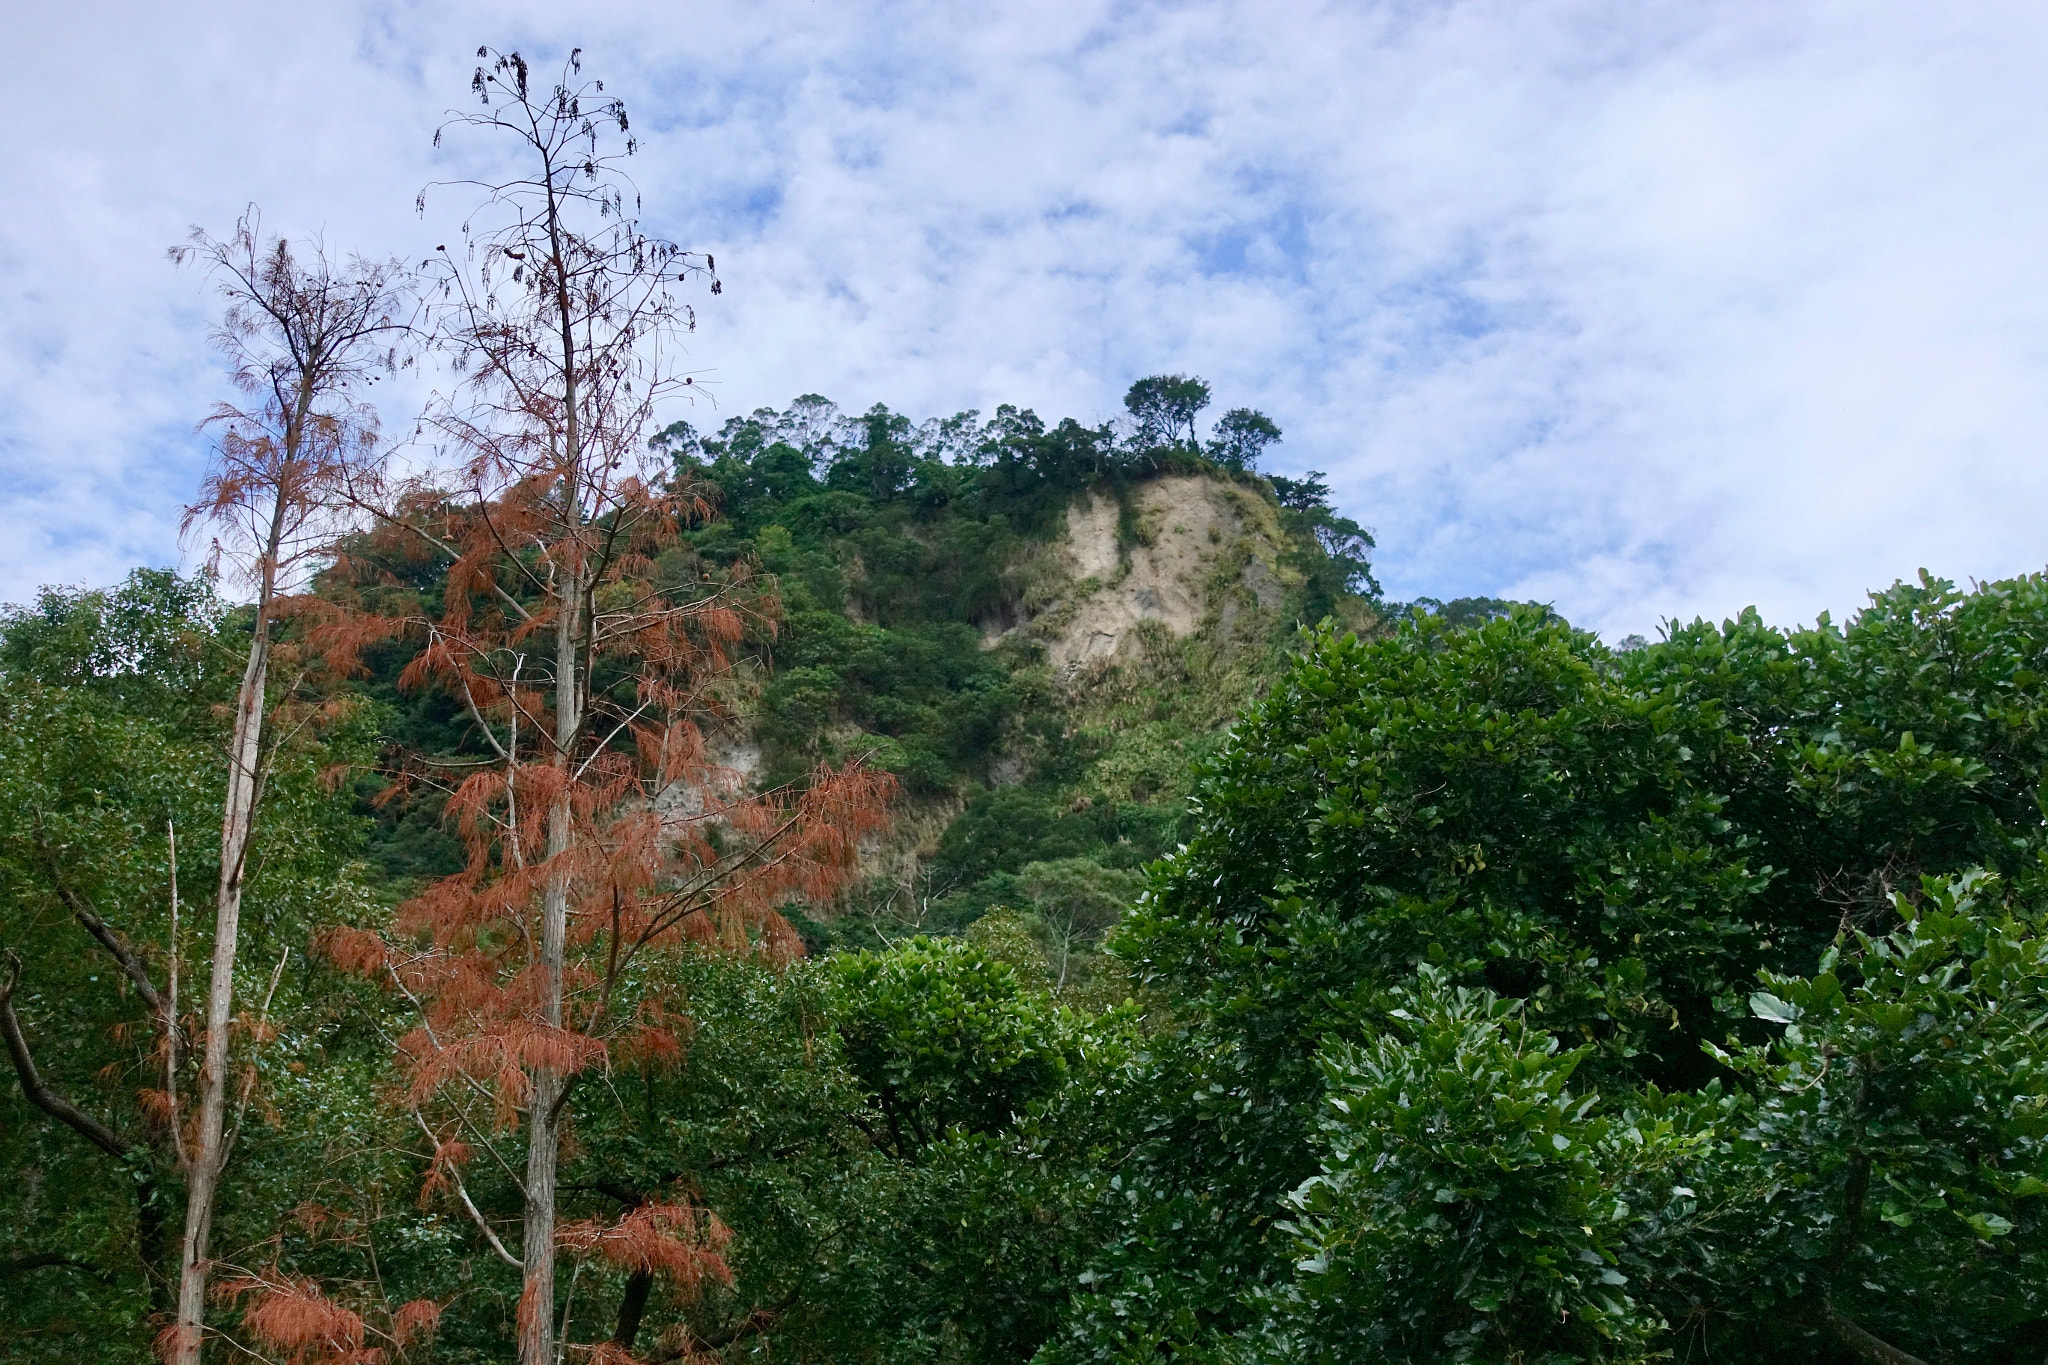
[1010,475,1294,675]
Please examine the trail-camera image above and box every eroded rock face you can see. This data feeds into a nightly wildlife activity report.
[689,473,1308,886]
[1024,475,1295,675]
[651,731,763,821]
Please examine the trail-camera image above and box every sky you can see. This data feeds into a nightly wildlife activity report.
[5,0,2046,640]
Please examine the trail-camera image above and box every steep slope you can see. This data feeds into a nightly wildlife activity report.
[1022,475,1291,673]
[339,390,1383,968]
[668,403,1380,961]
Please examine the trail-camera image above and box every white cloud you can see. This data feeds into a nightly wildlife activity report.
[5,0,2046,639]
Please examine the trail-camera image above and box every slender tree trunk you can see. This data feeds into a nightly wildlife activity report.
[171,488,286,1365]
[516,176,591,1365]
[518,832,567,1363]
[170,618,267,1364]
[519,1067,561,1364]
[520,553,581,1365]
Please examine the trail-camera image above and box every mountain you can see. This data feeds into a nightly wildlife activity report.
[344,387,1385,975]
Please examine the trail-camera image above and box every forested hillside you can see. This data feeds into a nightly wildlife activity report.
[14,523,2048,1365]
[342,386,1384,985]
[9,47,2048,1365]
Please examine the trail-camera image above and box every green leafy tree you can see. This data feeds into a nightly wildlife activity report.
[1677,870,2048,1361]
[1207,407,1281,471]
[1268,470,1381,615]
[1263,967,1698,1364]
[822,936,1137,1364]
[832,937,1073,1156]
[1017,858,1142,990]
[0,573,382,1362]
[1123,375,1213,451]
[1057,572,2048,1364]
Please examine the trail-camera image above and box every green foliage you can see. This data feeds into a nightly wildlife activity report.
[832,937,1074,1155]
[549,950,876,1359]
[1207,408,1282,472]
[1058,571,2048,1364]
[1265,968,1693,1364]
[536,940,1120,1364]
[1015,857,1144,991]
[1676,870,2048,1359]
[1123,375,1214,450]
[0,569,226,720]
[1250,869,2048,1363]
[755,612,1029,794]
[630,388,1376,975]
[0,571,382,1361]
[1401,594,1547,629]
[965,905,1058,987]
[932,788,1171,887]
[1268,470,1380,614]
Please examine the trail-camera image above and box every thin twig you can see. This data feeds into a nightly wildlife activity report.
[222,947,291,1160]
[166,820,189,1168]
[410,1109,521,1269]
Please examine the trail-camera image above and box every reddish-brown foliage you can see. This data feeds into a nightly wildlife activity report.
[356,752,892,1120]
[214,1270,374,1365]
[557,1200,735,1294]
[316,926,390,975]
[300,50,896,1362]
[417,1135,474,1206]
[388,1299,442,1350]
[323,468,895,1135]
[206,1267,444,1365]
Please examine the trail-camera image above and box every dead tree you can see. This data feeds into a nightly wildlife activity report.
[319,49,886,1365]
[163,214,410,1365]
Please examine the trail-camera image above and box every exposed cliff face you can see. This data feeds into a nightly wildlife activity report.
[994,474,1301,676]
[803,473,1308,891]
[669,468,1370,926]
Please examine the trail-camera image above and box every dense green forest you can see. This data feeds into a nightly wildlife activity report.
[12,422,2048,1363]
[9,46,2048,1365]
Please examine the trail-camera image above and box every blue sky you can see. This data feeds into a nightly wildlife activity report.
[5,0,2047,638]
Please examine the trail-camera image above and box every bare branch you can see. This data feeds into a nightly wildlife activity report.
[47,876,165,1016]
[410,1109,521,1269]
[1812,1293,1932,1365]
[0,952,132,1159]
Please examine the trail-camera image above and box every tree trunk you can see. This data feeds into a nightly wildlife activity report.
[518,845,567,1365]
[1811,1293,1932,1365]
[518,1062,562,1365]
[519,559,581,1365]
[170,573,272,1365]
[612,1269,653,1350]
[514,170,591,1365]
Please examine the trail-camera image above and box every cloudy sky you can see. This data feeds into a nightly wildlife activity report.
[6,0,2046,638]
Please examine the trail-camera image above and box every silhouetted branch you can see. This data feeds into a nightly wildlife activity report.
[0,952,133,1159]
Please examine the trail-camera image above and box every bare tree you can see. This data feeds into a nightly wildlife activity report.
[312,48,885,1365]
[1019,858,1140,990]
[163,215,410,1365]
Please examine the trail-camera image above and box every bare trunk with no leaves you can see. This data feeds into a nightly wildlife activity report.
[171,555,270,1364]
